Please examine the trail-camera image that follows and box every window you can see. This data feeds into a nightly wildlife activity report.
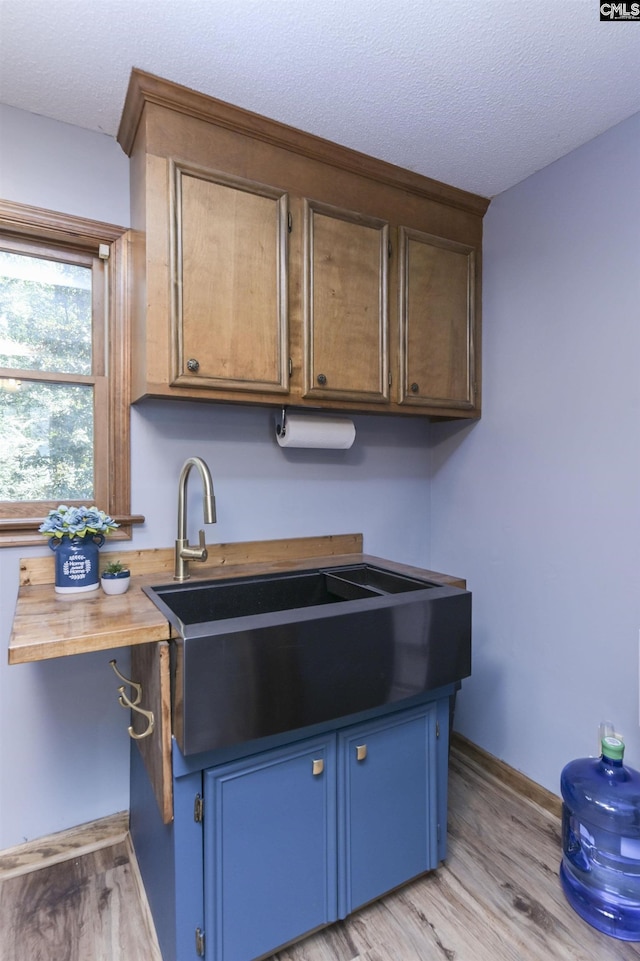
[0,200,137,547]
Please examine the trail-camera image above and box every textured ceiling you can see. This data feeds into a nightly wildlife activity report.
[0,0,639,198]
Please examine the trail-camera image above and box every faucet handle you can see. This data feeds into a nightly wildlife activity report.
[197,529,208,561]
[177,529,208,568]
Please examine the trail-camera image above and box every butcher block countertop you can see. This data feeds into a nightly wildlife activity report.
[9,533,466,665]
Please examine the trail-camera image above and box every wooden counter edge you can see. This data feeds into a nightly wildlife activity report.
[8,620,170,665]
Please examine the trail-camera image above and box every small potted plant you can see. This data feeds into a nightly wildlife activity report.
[100,559,131,595]
[39,505,119,594]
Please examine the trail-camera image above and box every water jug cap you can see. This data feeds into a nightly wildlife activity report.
[602,735,624,761]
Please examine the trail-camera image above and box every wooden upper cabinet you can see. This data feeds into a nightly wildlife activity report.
[398,228,477,410]
[118,69,488,418]
[171,162,289,394]
[304,201,389,404]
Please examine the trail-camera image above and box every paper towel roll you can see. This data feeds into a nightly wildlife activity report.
[276,412,356,449]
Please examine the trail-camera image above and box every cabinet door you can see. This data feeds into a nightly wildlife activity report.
[398,227,477,410]
[129,641,173,824]
[171,161,289,394]
[204,735,337,961]
[338,704,438,917]
[303,199,389,403]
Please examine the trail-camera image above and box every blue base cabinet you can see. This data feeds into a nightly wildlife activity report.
[131,690,453,961]
[204,735,338,961]
[338,705,439,917]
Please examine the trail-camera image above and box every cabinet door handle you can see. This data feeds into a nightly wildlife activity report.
[312,758,324,776]
[356,744,367,762]
[316,373,327,386]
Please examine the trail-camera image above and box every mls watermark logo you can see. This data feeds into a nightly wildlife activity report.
[600,2,640,19]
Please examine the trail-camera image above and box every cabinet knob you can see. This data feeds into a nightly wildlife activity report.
[187,358,200,373]
[356,744,367,762]
[312,758,324,776]
[316,373,327,386]
[410,382,419,394]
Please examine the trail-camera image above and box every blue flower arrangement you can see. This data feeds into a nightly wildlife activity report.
[39,505,119,540]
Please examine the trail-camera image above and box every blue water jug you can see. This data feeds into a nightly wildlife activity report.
[560,736,640,940]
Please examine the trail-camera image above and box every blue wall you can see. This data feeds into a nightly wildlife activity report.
[430,112,640,791]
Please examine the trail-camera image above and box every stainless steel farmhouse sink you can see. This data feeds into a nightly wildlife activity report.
[144,564,472,756]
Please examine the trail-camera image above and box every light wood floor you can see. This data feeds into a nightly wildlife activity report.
[2,745,639,961]
[0,816,162,961]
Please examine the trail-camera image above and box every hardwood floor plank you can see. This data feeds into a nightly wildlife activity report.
[451,732,562,819]
[446,749,638,961]
[0,839,162,961]
[388,872,527,960]
[0,812,128,881]
[273,921,362,961]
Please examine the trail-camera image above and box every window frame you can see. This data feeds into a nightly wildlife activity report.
[0,199,142,547]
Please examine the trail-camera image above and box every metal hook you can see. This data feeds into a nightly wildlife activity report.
[109,658,154,739]
[117,685,155,740]
[109,658,142,706]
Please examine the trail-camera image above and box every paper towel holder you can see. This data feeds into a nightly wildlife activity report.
[275,407,288,440]
[274,407,356,450]
[276,406,338,441]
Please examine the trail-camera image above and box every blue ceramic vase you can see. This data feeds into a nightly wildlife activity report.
[49,533,105,594]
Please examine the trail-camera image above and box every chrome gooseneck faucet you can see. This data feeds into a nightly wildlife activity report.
[174,456,216,581]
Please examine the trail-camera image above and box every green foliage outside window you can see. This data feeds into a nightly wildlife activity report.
[0,250,95,502]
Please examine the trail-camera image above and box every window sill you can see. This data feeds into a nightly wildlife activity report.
[0,515,145,549]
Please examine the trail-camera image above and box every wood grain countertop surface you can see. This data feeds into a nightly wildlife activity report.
[9,533,466,665]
